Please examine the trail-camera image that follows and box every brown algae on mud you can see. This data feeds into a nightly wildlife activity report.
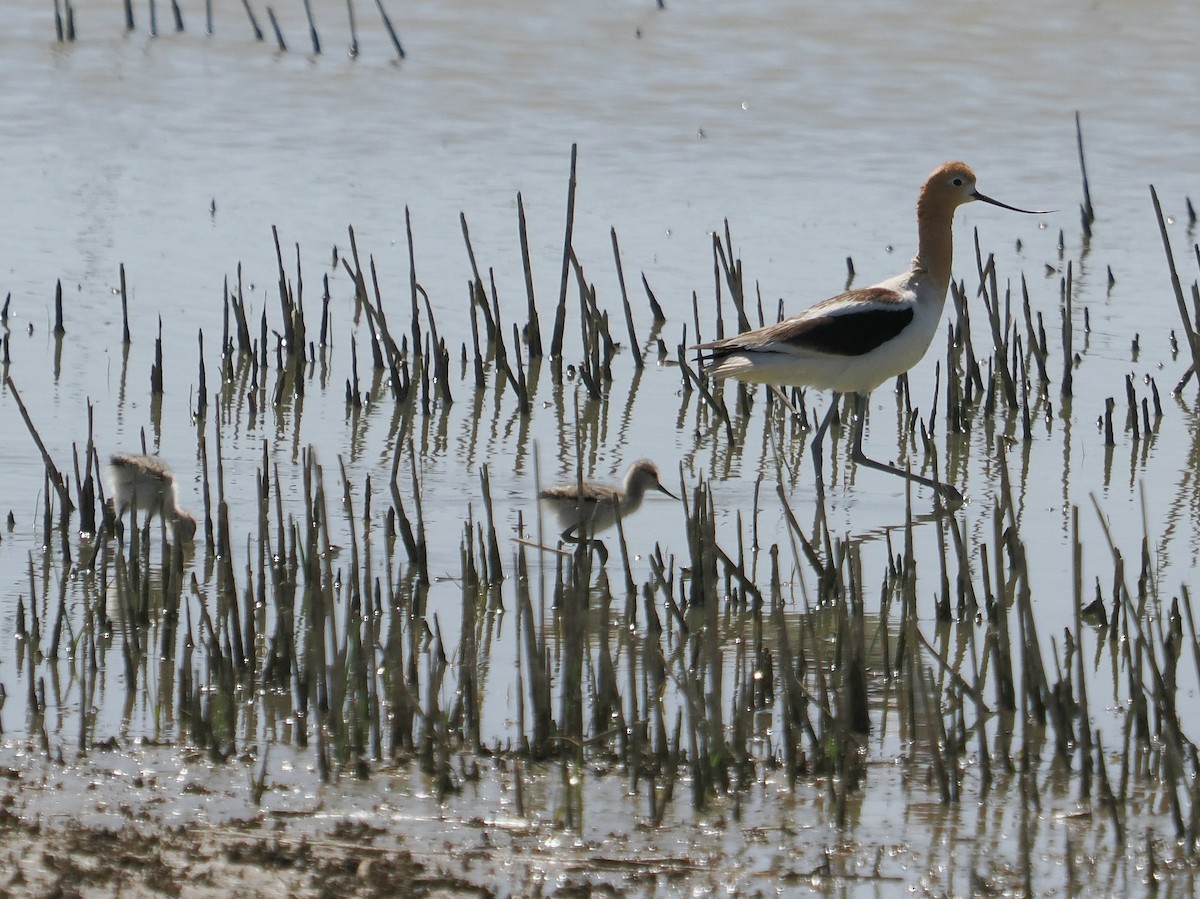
[0,742,1159,896]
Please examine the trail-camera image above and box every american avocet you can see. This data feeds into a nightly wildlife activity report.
[698,161,1046,502]
[106,453,198,540]
[540,459,678,562]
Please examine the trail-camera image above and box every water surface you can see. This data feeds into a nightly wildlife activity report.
[1,0,1199,893]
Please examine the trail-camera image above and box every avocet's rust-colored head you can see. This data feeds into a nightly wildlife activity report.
[921,161,1047,214]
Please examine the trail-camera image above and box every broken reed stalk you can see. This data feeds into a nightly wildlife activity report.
[610,228,643,368]
[468,297,485,389]
[394,444,428,584]
[641,272,666,323]
[708,238,724,342]
[572,252,614,393]
[573,272,599,398]
[714,221,748,333]
[360,260,400,371]
[266,6,286,51]
[1061,261,1074,398]
[550,144,578,360]
[272,226,298,355]
[398,205,422,355]
[151,317,164,395]
[1020,274,1049,383]
[73,413,97,538]
[373,0,405,59]
[1076,111,1095,225]
[53,280,65,336]
[677,341,734,442]
[1150,185,1200,387]
[197,330,208,417]
[517,193,543,358]
[511,321,531,410]
[346,0,358,56]
[5,377,75,515]
[972,240,1017,409]
[231,264,253,354]
[459,216,497,346]
[487,269,522,395]
[240,0,264,40]
[478,465,503,582]
[120,264,131,344]
[301,0,320,53]
[320,273,331,348]
[949,280,983,397]
[420,286,453,405]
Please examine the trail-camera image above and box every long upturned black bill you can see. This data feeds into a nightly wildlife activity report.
[973,190,1052,214]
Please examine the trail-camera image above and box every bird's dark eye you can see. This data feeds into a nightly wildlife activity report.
[953,178,964,186]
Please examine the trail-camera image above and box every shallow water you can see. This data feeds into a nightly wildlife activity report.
[2,0,1200,892]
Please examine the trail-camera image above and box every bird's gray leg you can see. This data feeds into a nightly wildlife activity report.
[561,523,608,566]
[809,392,842,488]
[848,394,963,506]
